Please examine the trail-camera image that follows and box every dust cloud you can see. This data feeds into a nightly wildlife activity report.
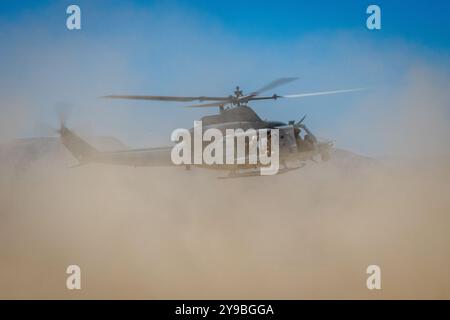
[0,138,449,299]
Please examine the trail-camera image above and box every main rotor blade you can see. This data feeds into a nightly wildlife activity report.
[184,101,231,108]
[251,77,299,96]
[101,95,231,102]
[282,88,366,99]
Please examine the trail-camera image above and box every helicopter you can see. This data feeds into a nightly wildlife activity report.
[58,78,364,177]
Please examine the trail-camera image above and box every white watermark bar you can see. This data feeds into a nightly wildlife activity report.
[170,121,280,175]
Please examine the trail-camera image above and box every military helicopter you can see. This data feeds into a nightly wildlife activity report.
[58,78,364,177]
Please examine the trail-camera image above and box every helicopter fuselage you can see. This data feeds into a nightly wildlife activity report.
[187,105,332,166]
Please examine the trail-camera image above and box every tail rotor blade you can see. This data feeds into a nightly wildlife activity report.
[54,103,72,127]
[33,122,58,137]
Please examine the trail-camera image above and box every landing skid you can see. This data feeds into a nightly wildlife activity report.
[218,163,305,179]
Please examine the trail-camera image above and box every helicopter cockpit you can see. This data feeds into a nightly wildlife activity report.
[294,126,316,152]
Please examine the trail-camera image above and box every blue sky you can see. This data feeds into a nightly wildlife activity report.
[1,0,449,48]
[177,0,450,48]
[0,0,449,156]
